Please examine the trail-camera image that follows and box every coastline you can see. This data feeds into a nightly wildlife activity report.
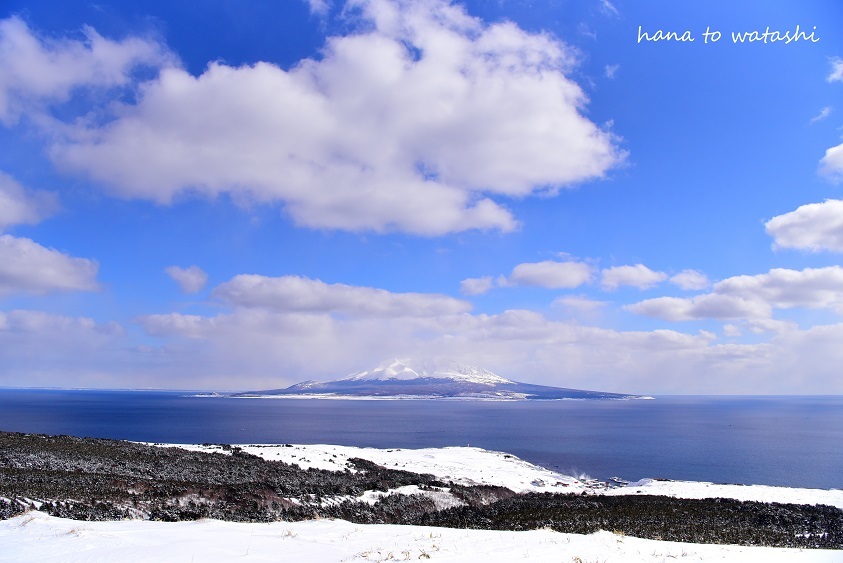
[1,435,841,561]
[198,393,658,401]
[167,442,843,509]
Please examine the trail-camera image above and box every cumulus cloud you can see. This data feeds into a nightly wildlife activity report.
[819,143,843,182]
[0,272,829,393]
[0,265,834,394]
[0,309,106,333]
[626,294,772,322]
[47,0,622,235]
[0,171,58,230]
[0,234,99,296]
[0,16,174,125]
[743,318,798,335]
[165,265,208,293]
[601,264,666,290]
[212,274,471,317]
[604,64,619,79]
[828,56,843,83]
[135,305,710,392]
[627,266,843,325]
[714,266,843,310]
[765,199,843,252]
[669,269,710,290]
[460,276,494,295]
[505,260,593,289]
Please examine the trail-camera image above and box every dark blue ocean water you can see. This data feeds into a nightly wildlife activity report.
[0,389,840,490]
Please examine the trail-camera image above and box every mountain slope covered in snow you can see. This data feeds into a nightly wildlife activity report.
[234,359,646,400]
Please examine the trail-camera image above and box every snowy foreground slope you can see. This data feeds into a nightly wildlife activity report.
[2,443,841,562]
[2,510,842,563]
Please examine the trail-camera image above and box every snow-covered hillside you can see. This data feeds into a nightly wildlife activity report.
[3,442,842,562]
[342,358,514,385]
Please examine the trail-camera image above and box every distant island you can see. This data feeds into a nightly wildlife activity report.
[228,359,651,401]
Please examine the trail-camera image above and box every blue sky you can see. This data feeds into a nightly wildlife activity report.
[1,0,842,393]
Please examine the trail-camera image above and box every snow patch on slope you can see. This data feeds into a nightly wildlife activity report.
[342,358,513,386]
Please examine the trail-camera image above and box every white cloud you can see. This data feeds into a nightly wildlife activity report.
[460,276,494,295]
[604,64,619,79]
[714,266,843,310]
[506,260,593,289]
[0,309,102,333]
[577,23,597,40]
[626,294,772,322]
[627,266,843,325]
[0,274,835,393]
[135,296,843,394]
[766,199,843,252]
[669,269,710,290]
[828,56,843,83]
[306,0,331,16]
[551,295,608,313]
[819,142,843,182]
[212,274,471,317]
[550,295,609,324]
[165,265,208,294]
[601,264,667,290]
[0,16,174,125]
[599,0,620,17]
[135,306,707,392]
[48,0,622,236]
[810,106,832,123]
[0,309,126,387]
[743,318,798,335]
[0,234,99,296]
[0,171,58,230]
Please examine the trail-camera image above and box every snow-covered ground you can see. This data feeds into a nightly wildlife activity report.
[2,510,841,562]
[2,443,841,562]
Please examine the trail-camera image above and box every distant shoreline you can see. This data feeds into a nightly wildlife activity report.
[192,393,657,401]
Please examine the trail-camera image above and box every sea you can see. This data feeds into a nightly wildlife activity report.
[0,389,840,490]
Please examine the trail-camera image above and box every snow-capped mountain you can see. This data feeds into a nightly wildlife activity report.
[234,359,646,401]
[342,359,513,386]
